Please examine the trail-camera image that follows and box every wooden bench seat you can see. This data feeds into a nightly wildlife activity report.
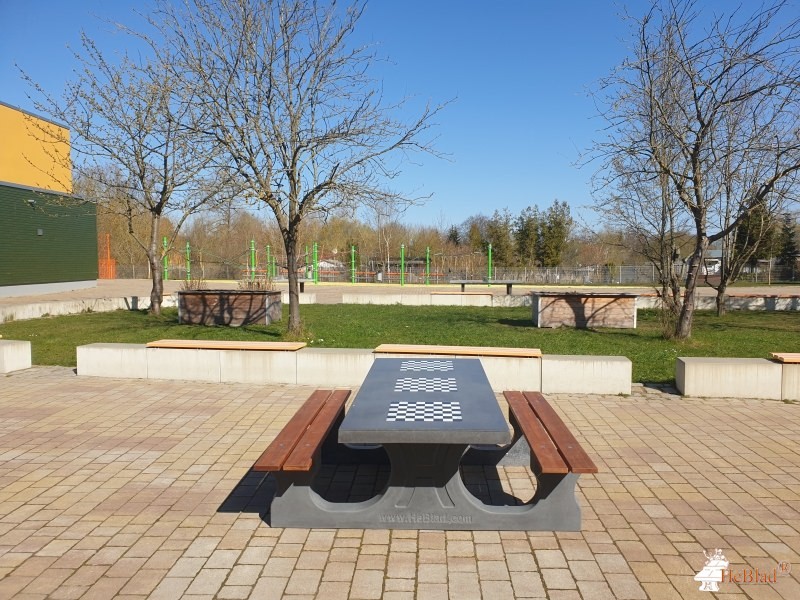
[449,279,523,295]
[503,391,598,475]
[253,389,351,472]
[374,343,542,358]
[430,291,493,296]
[771,353,800,363]
[146,339,306,351]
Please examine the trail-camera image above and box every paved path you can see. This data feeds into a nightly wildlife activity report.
[0,368,798,598]
[2,279,799,309]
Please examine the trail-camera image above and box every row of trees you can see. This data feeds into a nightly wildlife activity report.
[450,201,574,268]
[96,195,578,276]
[592,0,800,338]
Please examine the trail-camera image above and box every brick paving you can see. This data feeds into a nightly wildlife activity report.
[0,367,798,599]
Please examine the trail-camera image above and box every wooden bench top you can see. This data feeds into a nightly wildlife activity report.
[146,339,306,351]
[253,389,350,472]
[430,291,493,295]
[504,391,598,475]
[374,344,542,358]
[449,279,523,284]
[771,352,800,363]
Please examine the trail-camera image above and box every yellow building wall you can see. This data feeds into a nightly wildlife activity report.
[0,103,72,194]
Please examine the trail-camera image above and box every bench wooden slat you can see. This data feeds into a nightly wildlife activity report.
[375,344,542,358]
[147,339,306,351]
[504,391,569,474]
[252,389,333,472]
[283,390,351,471]
[523,392,598,474]
[771,352,800,363]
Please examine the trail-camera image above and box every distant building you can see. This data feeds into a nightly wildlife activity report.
[0,101,97,297]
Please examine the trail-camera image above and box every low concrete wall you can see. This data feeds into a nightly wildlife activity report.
[0,339,32,373]
[0,295,178,324]
[541,355,632,395]
[341,293,532,308]
[676,357,783,400]
[638,294,800,311]
[74,341,645,395]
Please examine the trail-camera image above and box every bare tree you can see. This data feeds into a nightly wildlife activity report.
[146,0,443,332]
[592,0,800,338]
[23,34,227,314]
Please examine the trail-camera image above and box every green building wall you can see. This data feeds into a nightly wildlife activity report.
[0,182,98,286]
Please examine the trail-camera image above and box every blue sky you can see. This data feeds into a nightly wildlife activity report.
[1,1,652,228]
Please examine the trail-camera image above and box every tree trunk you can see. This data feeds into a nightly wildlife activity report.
[674,238,708,339]
[716,282,727,317]
[148,216,163,316]
[284,231,302,334]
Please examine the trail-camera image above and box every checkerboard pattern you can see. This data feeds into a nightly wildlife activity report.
[399,359,455,372]
[393,377,458,393]
[385,400,463,422]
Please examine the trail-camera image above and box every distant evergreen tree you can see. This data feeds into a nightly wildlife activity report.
[777,213,798,279]
[514,206,540,266]
[485,209,516,266]
[446,225,461,246]
[539,200,573,267]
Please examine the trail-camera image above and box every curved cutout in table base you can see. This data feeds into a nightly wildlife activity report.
[269,435,584,531]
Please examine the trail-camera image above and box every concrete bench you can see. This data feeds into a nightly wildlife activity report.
[676,357,782,400]
[541,355,632,395]
[253,389,351,472]
[0,339,32,373]
[771,353,800,401]
[375,344,542,391]
[503,391,598,530]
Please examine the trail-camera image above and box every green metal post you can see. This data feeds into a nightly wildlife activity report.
[186,241,191,281]
[426,246,430,285]
[487,243,492,286]
[250,239,255,282]
[351,245,356,284]
[162,237,168,281]
[266,245,271,278]
[313,242,319,284]
[400,244,405,286]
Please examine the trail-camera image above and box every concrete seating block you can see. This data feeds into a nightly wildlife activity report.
[781,364,800,401]
[475,356,541,391]
[0,339,32,373]
[676,357,782,400]
[542,355,632,395]
[146,348,221,382]
[296,348,375,387]
[77,343,147,378]
[220,349,298,384]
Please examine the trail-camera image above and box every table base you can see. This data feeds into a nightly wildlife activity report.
[269,441,583,530]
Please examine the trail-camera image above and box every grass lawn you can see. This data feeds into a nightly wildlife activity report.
[2,305,799,383]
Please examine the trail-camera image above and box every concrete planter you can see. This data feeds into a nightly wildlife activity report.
[177,289,281,326]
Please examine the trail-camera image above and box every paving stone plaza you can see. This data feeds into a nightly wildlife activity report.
[1,365,799,599]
